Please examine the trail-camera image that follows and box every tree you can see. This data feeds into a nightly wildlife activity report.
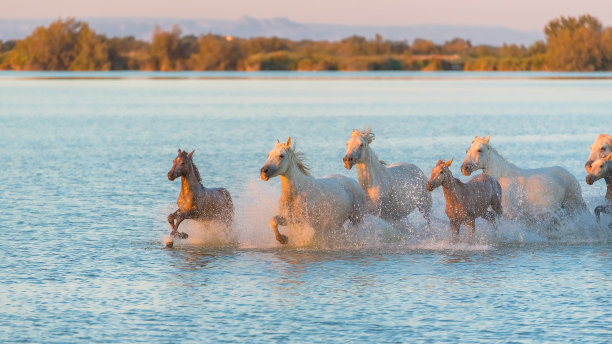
[70,23,110,70]
[5,18,82,70]
[544,15,604,71]
[149,25,182,71]
[188,34,240,70]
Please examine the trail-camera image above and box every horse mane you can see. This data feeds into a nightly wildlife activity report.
[187,158,202,182]
[289,142,311,176]
[472,138,511,165]
[352,128,375,144]
[597,133,612,145]
[487,146,510,164]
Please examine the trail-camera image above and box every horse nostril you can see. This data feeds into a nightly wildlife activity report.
[261,167,268,174]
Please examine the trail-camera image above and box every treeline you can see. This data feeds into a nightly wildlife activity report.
[1,15,612,71]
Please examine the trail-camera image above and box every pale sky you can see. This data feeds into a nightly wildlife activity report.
[1,0,611,31]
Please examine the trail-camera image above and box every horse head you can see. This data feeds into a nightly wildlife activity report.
[586,153,612,185]
[343,128,374,170]
[585,134,611,172]
[261,137,294,181]
[461,135,491,176]
[426,159,453,191]
[168,149,195,181]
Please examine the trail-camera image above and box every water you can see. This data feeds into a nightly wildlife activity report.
[1,72,611,343]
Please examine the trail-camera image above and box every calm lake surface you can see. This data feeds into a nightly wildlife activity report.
[0,71,611,343]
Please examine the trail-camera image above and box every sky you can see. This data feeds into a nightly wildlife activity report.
[1,0,611,31]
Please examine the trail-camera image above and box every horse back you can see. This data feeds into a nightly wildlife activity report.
[386,162,427,184]
[320,174,367,221]
[200,187,234,222]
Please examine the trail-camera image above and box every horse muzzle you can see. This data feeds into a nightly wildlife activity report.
[343,156,355,170]
[425,182,435,191]
[461,163,474,176]
[168,171,178,181]
[260,167,270,181]
[586,174,597,185]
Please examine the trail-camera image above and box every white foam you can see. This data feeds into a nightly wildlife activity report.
[161,179,612,249]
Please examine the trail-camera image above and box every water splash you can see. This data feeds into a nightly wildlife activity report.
[162,180,612,249]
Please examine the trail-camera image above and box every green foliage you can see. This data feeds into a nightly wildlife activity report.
[2,15,612,71]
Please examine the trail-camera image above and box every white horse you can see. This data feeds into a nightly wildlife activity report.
[461,136,586,222]
[343,129,431,225]
[260,137,367,246]
[586,153,612,223]
[585,134,612,204]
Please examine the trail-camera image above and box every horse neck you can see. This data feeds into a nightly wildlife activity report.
[279,159,313,206]
[484,149,521,178]
[441,175,464,205]
[355,146,388,189]
[180,163,203,196]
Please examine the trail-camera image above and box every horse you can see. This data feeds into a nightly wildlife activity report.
[343,128,432,225]
[260,137,366,246]
[586,153,612,223]
[585,134,612,214]
[167,149,234,246]
[426,159,502,238]
[460,136,586,222]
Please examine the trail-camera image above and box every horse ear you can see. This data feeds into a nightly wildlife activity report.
[178,149,182,154]
[483,135,490,144]
[188,150,194,158]
[285,137,292,148]
[275,139,280,145]
[436,159,444,166]
[445,159,453,167]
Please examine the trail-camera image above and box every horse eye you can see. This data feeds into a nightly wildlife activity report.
[360,143,364,147]
[602,147,606,151]
[279,154,284,159]
[477,149,482,153]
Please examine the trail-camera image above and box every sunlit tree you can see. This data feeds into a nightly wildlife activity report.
[544,15,604,71]
[70,23,110,70]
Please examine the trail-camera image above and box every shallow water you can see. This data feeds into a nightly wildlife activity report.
[0,72,611,343]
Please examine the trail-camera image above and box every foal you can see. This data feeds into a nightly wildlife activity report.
[586,153,612,223]
[426,159,502,238]
[167,149,234,244]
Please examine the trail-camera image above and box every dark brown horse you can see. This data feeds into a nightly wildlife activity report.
[426,159,502,239]
[167,149,234,246]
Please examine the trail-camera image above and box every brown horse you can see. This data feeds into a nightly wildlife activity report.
[426,159,502,238]
[586,153,612,223]
[167,149,234,245]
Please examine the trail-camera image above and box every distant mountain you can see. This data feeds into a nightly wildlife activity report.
[0,17,544,46]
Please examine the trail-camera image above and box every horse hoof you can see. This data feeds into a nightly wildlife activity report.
[276,234,288,245]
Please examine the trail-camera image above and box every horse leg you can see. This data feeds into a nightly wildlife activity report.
[171,209,199,239]
[270,215,288,244]
[449,220,460,242]
[467,218,476,242]
[594,204,612,223]
[168,210,178,231]
[482,210,498,229]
